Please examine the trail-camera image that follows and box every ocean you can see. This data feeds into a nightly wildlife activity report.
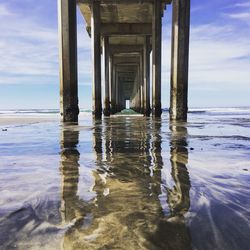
[0,107,249,249]
[1,106,250,116]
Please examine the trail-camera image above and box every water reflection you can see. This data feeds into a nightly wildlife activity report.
[60,129,80,223]
[60,128,94,249]
[60,119,192,249]
[161,122,192,250]
[168,123,191,216]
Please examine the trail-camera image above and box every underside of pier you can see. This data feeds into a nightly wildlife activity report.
[58,0,190,122]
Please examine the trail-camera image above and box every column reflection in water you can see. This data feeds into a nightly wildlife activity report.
[168,123,191,216]
[162,122,192,250]
[60,128,81,223]
[151,119,163,199]
[60,119,192,250]
[60,128,95,233]
[61,127,97,250]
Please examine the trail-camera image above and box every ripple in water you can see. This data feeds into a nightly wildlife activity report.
[0,114,249,249]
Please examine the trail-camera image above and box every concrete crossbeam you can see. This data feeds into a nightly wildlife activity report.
[110,45,144,54]
[101,23,152,36]
[78,0,171,4]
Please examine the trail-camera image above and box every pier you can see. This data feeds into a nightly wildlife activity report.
[58,0,190,122]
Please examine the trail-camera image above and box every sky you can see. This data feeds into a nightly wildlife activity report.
[0,0,250,109]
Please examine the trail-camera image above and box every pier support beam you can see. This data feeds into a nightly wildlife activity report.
[144,36,151,116]
[137,65,142,112]
[115,68,120,112]
[170,0,190,121]
[103,37,110,116]
[140,54,144,114]
[58,0,79,122]
[91,1,102,119]
[111,63,117,114]
[152,0,162,117]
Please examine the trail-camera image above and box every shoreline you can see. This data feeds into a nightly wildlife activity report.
[0,115,60,126]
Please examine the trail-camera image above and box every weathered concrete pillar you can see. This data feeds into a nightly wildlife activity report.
[115,68,120,112]
[144,36,151,116]
[58,0,79,122]
[140,53,144,114]
[152,0,162,117]
[137,65,141,112]
[118,79,124,111]
[111,60,115,113]
[111,62,116,114]
[103,37,110,116]
[91,1,102,119]
[170,0,190,121]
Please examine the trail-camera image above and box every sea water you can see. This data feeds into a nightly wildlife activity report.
[0,108,249,250]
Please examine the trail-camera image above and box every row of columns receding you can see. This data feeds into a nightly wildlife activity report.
[58,0,190,122]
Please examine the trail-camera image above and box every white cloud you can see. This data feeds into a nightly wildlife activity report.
[161,21,250,92]
[234,2,250,8]
[0,4,58,84]
[225,1,250,24]
[0,4,12,16]
[189,22,250,88]
[227,12,250,23]
[0,3,92,85]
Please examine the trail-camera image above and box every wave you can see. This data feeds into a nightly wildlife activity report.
[0,107,250,116]
[0,109,92,115]
[189,107,250,115]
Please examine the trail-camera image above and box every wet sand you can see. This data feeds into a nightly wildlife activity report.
[0,112,249,250]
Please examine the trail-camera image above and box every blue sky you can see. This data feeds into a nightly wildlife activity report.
[0,0,249,109]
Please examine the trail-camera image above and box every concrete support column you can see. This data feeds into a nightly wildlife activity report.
[115,68,120,112]
[144,36,151,116]
[118,78,124,111]
[140,54,144,114]
[152,0,162,117]
[58,0,79,122]
[91,1,102,119]
[137,65,141,112]
[170,0,190,121]
[111,62,116,114]
[103,37,110,116]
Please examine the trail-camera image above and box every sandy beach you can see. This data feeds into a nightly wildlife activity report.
[0,109,249,250]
